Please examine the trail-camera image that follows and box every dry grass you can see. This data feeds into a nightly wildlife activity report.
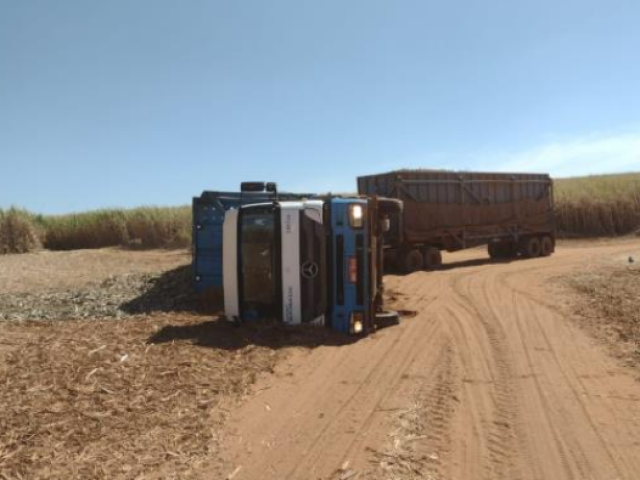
[1,206,191,253]
[0,315,283,480]
[0,265,196,322]
[370,399,436,480]
[0,207,42,254]
[41,206,191,250]
[555,172,640,237]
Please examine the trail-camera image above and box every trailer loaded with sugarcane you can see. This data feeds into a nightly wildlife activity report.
[357,170,555,273]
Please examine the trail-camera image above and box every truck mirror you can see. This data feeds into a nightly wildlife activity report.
[265,182,278,193]
[380,218,391,233]
[241,182,267,192]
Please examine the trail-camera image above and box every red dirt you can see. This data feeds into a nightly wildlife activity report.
[212,238,640,480]
[3,240,640,479]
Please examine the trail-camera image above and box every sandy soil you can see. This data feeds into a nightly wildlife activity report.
[213,238,640,480]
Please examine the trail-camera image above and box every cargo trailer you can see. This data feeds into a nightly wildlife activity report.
[357,170,555,273]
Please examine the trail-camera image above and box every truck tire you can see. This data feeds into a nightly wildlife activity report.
[522,237,542,258]
[540,236,554,257]
[423,246,442,270]
[400,249,423,274]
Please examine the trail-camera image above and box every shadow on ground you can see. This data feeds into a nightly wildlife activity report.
[388,256,519,276]
[440,256,517,271]
[148,317,361,351]
[121,265,220,314]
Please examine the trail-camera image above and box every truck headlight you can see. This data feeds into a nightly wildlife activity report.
[349,204,364,228]
[350,312,365,334]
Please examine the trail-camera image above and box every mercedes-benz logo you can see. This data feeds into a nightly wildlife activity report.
[301,260,319,279]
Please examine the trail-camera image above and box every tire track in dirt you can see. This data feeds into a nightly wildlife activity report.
[285,277,453,479]
[361,338,460,480]
[444,271,522,480]
[214,277,449,480]
[284,316,439,479]
[457,247,640,480]
[411,339,460,478]
[494,262,635,479]
[509,288,588,480]
[488,267,579,480]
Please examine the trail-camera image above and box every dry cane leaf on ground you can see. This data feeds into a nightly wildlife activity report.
[0,251,366,479]
[566,265,640,369]
[0,315,283,480]
[0,265,198,322]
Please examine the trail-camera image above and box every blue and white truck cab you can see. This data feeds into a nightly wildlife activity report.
[192,182,402,335]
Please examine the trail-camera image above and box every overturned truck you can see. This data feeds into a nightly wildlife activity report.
[357,170,555,273]
[193,183,403,335]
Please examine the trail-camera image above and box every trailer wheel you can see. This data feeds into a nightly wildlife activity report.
[540,236,554,257]
[400,249,423,273]
[423,247,442,270]
[488,241,516,259]
[522,237,542,258]
[488,242,502,259]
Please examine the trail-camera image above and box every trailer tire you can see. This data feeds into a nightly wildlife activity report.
[400,249,423,274]
[540,236,554,257]
[523,237,542,258]
[488,242,502,259]
[489,241,516,259]
[423,247,442,270]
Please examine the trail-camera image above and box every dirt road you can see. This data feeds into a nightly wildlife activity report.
[215,239,640,480]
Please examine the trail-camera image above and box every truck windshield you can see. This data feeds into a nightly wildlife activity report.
[239,206,278,319]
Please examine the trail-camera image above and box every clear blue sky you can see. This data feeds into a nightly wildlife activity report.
[1,0,639,214]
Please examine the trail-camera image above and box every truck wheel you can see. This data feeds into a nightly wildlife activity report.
[423,247,442,270]
[523,237,542,258]
[400,249,423,273]
[540,236,554,257]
